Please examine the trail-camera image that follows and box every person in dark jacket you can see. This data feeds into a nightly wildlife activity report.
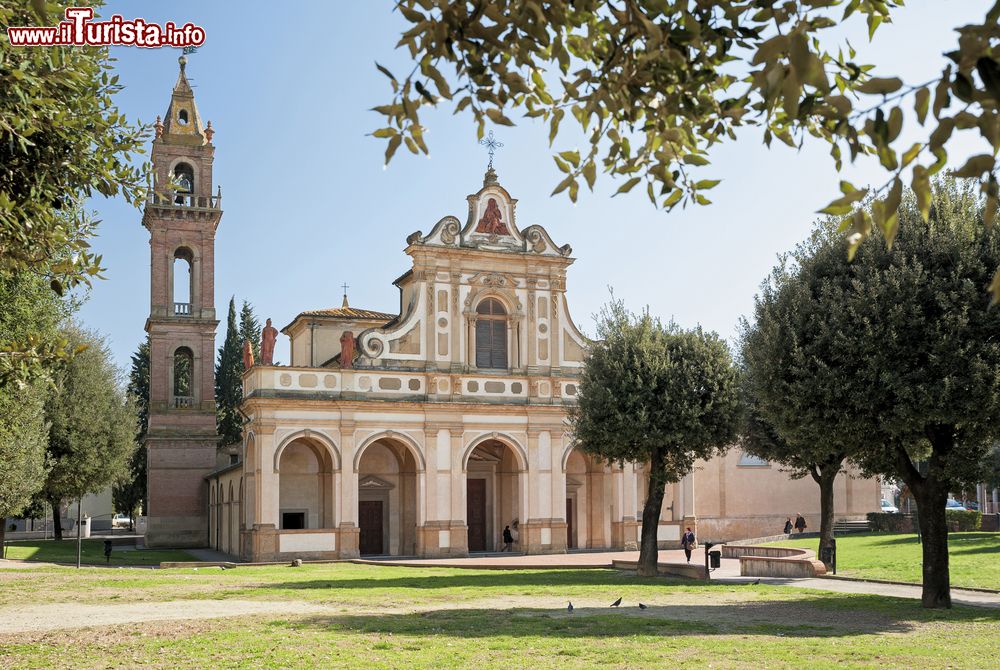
[794,514,807,533]
[501,525,514,551]
[783,517,793,534]
[681,527,696,563]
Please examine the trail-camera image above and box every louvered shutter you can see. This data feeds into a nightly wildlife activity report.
[491,320,507,368]
[476,319,493,368]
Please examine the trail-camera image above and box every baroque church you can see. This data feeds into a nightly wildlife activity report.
[143,58,878,561]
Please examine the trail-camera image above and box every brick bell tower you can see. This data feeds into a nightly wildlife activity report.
[143,54,222,547]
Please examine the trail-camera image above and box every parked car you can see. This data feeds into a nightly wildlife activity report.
[945,499,967,511]
[112,513,132,528]
[964,501,980,511]
[880,499,899,514]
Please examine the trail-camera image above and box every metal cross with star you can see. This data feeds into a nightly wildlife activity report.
[479,130,504,169]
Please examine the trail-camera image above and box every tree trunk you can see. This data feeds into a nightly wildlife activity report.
[638,448,667,577]
[912,482,951,608]
[51,500,63,541]
[894,431,953,609]
[0,517,6,559]
[815,466,838,568]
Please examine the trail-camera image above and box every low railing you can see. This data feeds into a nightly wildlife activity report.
[173,396,194,409]
[147,191,222,210]
[174,302,191,316]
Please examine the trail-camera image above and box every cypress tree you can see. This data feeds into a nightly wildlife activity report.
[239,300,262,363]
[215,298,243,448]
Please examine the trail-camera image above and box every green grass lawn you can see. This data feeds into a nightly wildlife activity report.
[764,532,1000,590]
[0,562,998,669]
[2,539,195,566]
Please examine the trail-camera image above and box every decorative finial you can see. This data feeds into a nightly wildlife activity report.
[341,282,350,308]
[154,115,163,139]
[205,120,214,143]
[479,130,503,170]
[178,54,187,72]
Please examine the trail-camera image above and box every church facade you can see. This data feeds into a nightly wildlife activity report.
[142,59,878,561]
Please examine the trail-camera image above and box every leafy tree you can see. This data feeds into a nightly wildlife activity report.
[0,270,74,549]
[739,227,871,564]
[239,300,262,363]
[741,179,1000,608]
[215,298,244,448]
[42,326,137,540]
[113,338,149,526]
[569,298,741,576]
[378,2,1000,292]
[0,1,147,383]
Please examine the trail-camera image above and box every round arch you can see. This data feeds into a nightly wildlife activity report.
[354,430,426,472]
[470,289,517,315]
[273,429,342,472]
[462,432,529,473]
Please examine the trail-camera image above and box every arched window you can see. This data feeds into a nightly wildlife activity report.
[173,247,193,314]
[173,347,194,403]
[475,298,508,369]
[173,162,194,204]
[178,109,189,125]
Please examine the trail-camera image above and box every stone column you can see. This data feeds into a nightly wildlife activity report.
[451,429,469,555]
[338,421,359,558]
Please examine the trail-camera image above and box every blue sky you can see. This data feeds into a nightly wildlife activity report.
[79,1,992,370]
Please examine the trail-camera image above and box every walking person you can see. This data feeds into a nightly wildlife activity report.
[783,517,793,534]
[794,513,807,533]
[681,527,696,563]
[501,525,514,552]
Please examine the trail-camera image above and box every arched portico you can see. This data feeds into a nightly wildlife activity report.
[354,434,424,556]
[276,435,337,531]
[564,448,613,549]
[464,434,527,552]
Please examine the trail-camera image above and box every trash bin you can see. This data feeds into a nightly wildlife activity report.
[709,549,721,569]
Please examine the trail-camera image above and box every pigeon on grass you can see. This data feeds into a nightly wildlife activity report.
[610,597,622,607]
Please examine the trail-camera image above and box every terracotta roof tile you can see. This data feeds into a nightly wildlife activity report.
[296,306,397,321]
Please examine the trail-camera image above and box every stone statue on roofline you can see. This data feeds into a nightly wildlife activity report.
[260,318,278,365]
[242,339,254,370]
[340,331,355,369]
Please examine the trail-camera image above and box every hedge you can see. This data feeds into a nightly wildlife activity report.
[867,512,911,532]
[945,509,982,531]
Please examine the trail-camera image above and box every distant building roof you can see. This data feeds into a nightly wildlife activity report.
[296,306,397,321]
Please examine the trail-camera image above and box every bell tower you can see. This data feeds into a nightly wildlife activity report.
[143,55,222,547]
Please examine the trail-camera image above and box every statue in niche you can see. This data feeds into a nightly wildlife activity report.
[340,330,355,369]
[242,339,255,369]
[475,197,510,236]
[260,318,278,365]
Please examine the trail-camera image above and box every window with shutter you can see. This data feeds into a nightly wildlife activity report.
[475,298,508,369]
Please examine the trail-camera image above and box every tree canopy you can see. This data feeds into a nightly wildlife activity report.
[42,326,137,539]
[378,1,1000,294]
[570,297,740,575]
[216,298,244,448]
[0,0,147,384]
[742,178,1000,608]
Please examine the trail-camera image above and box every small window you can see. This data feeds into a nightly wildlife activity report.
[475,298,507,369]
[172,163,194,205]
[173,347,193,397]
[178,108,189,125]
[282,512,305,530]
[738,452,770,467]
[229,454,239,465]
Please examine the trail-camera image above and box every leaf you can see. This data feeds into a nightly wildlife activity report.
[912,166,931,222]
[582,161,596,190]
[990,265,1000,306]
[951,154,995,179]
[384,135,401,165]
[694,179,722,190]
[371,128,397,139]
[663,188,683,207]
[485,108,515,126]
[551,175,574,195]
[856,77,903,95]
[375,62,397,83]
[559,150,581,167]
[818,188,869,216]
[901,142,922,168]
[614,177,641,196]
[682,154,710,166]
[977,57,1000,103]
[752,35,790,66]
[914,87,930,125]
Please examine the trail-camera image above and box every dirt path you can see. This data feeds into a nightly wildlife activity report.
[0,600,331,634]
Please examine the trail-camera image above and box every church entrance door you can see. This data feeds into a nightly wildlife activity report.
[467,478,487,552]
[359,500,384,555]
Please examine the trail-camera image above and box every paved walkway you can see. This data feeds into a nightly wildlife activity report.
[371,549,1000,609]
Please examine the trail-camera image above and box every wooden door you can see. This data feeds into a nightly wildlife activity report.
[359,500,383,555]
[566,498,575,549]
[467,479,487,551]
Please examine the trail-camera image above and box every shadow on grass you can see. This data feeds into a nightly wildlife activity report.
[261,570,702,592]
[274,593,1000,640]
